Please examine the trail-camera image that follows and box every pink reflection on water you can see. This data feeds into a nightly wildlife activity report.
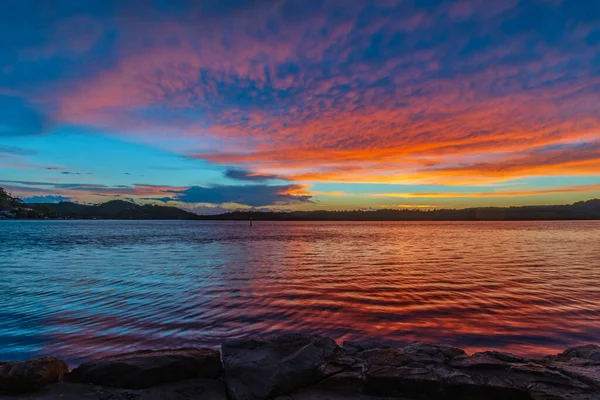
[1,220,599,363]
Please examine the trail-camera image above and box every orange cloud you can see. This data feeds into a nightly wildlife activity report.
[28,0,600,188]
[369,184,600,199]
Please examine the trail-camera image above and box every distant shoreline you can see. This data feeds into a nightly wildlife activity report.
[3,187,600,221]
[2,216,600,221]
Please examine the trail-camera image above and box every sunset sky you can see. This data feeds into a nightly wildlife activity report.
[1,0,599,213]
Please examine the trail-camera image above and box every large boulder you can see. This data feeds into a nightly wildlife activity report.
[540,345,600,390]
[9,378,228,400]
[355,344,599,399]
[69,348,222,389]
[559,345,600,362]
[0,356,68,394]
[222,334,340,400]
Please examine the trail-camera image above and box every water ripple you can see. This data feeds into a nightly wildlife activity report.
[1,220,599,364]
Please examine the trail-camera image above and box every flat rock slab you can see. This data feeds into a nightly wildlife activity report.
[0,356,68,394]
[69,348,222,389]
[222,333,340,400]
[277,388,411,400]
[359,346,600,400]
[559,345,600,362]
[402,343,466,364]
[0,378,227,400]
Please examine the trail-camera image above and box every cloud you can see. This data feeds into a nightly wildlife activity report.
[188,205,231,216]
[2,180,312,207]
[0,146,37,156]
[42,0,593,186]
[368,184,600,199]
[224,168,284,182]
[142,196,174,203]
[22,195,73,203]
[1,180,185,201]
[164,184,313,207]
[422,141,600,181]
[60,171,92,175]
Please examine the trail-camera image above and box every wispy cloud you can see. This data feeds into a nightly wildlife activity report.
[224,168,284,182]
[369,184,600,199]
[164,184,312,207]
[2,180,312,207]
[0,146,37,156]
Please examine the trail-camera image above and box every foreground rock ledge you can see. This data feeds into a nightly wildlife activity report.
[0,356,68,394]
[69,348,222,389]
[222,334,339,400]
[1,337,599,400]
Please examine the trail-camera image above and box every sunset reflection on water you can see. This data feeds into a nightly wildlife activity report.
[1,220,599,364]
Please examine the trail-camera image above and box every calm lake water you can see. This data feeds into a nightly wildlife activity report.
[1,220,599,364]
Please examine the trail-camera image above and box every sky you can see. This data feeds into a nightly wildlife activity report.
[1,0,599,213]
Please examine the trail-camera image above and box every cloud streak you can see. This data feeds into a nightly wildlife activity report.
[2,180,312,207]
[224,168,284,182]
[164,184,312,207]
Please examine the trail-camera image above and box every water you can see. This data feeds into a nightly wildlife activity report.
[0,220,599,364]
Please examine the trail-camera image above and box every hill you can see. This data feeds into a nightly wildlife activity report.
[36,200,200,220]
[199,199,600,221]
[2,186,600,220]
[0,189,199,220]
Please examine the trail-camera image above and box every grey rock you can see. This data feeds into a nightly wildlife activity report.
[68,348,222,389]
[403,343,466,364]
[0,356,68,394]
[545,359,600,389]
[560,345,600,362]
[364,364,446,399]
[359,348,409,367]
[451,351,525,369]
[222,334,339,400]
[317,366,365,393]
[286,387,411,400]
[358,343,599,399]
[4,378,227,400]
[342,341,391,356]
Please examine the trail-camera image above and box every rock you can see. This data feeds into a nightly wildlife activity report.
[342,341,391,355]
[359,348,409,367]
[69,348,222,389]
[285,387,412,400]
[357,343,600,400]
[0,356,68,394]
[403,342,466,364]
[451,351,525,369]
[221,333,340,400]
[559,345,600,362]
[317,366,365,393]
[545,359,600,389]
[7,378,228,400]
[322,354,359,377]
[364,364,446,398]
[540,346,600,391]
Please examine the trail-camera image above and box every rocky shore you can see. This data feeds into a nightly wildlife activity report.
[1,335,599,399]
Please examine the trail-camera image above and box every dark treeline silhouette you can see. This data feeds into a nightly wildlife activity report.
[197,199,600,221]
[0,188,198,220]
[2,187,600,220]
